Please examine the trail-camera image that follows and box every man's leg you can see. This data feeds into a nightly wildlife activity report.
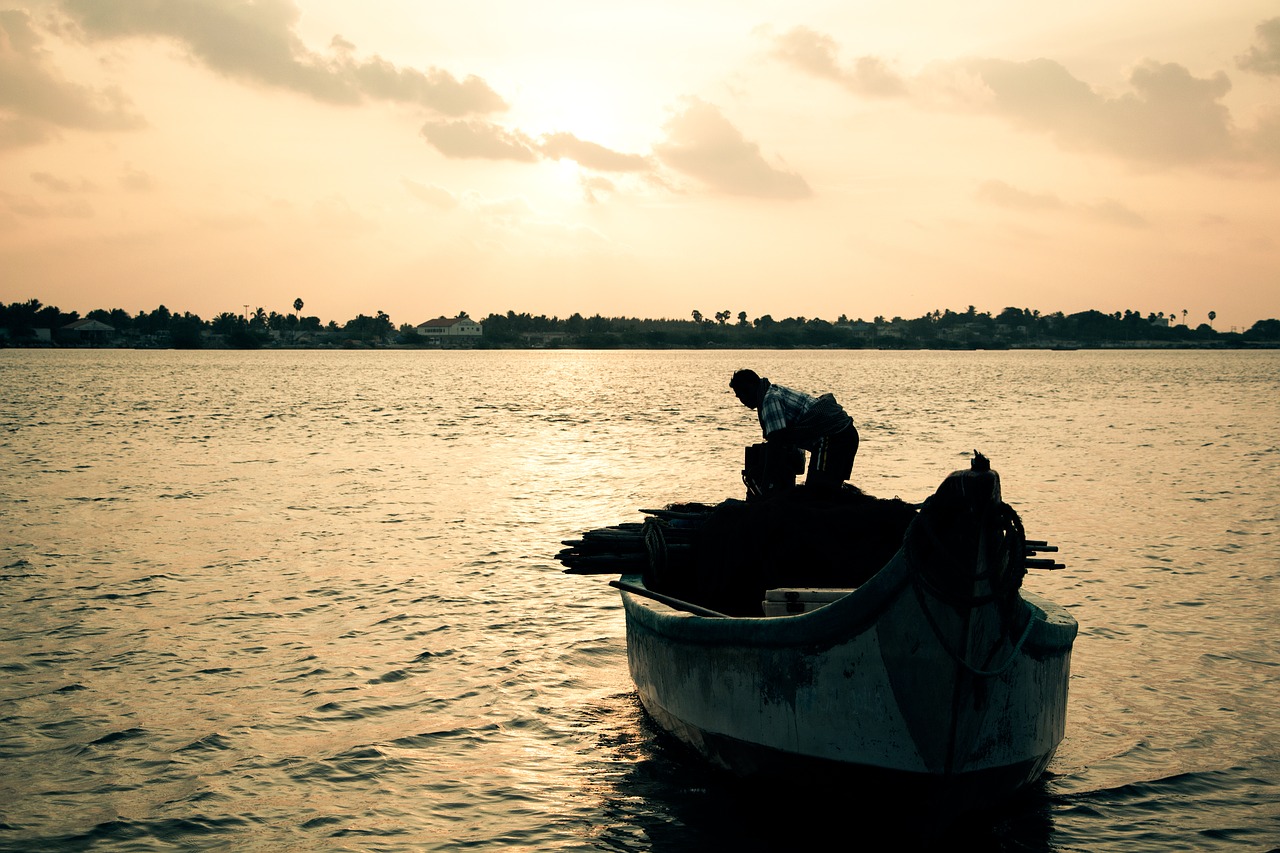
[805,425,858,493]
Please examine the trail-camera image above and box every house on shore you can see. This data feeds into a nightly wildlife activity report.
[61,318,116,346]
[415,315,483,345]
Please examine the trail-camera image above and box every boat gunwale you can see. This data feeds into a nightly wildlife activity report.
[617,553,1078,657]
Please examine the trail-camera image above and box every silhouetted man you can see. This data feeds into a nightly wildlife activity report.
[730,369,859,495]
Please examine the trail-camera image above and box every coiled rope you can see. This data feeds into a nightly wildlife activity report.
[905,499,1034,678]
[642,516,669,585]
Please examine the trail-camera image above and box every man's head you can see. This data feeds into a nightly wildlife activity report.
[730,369,762,409]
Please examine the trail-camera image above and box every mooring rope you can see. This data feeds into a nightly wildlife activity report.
[906,500,1034,678]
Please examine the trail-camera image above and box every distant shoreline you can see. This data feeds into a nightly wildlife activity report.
[8,302,1277,350]
[6,340,1278,352]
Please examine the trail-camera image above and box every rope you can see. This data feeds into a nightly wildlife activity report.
[642,517,669,582]
[911,579,1037,677]
[905,499,1033,678]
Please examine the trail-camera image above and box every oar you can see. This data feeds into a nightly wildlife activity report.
[609,580,728,618]
[639,509,713,521]
[563,560,647,574]
[561,538,644,550]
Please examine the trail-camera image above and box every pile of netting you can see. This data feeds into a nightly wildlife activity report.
[558,486,920,616]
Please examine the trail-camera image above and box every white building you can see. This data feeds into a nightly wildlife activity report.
[61,318,116,345]
[415,316,483,339]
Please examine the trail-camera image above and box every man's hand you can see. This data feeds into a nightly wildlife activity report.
[766,427,797,444]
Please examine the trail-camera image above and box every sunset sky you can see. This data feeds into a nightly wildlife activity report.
[2,1,1278,331]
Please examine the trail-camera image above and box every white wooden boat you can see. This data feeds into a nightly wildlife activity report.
[563,456,1077,820]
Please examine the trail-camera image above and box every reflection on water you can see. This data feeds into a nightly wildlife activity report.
[1,348,1277,851]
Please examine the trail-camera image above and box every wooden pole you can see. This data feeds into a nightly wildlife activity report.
[609,580,728,618]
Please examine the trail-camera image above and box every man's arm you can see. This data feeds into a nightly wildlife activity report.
[765,425,798,444]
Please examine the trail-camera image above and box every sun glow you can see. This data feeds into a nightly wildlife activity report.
[541,97,617,145]
[513,71,653,155]
[552,157,582,182]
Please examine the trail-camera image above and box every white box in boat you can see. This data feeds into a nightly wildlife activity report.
[762,588,855,616]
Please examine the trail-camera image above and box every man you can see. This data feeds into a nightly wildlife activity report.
[729,368,859,495]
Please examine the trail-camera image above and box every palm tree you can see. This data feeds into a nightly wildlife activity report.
[290,298,304,342]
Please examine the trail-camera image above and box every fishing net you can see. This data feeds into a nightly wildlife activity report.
[645,487,919,616]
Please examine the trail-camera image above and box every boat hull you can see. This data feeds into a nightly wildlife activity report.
[619,551,1076,814]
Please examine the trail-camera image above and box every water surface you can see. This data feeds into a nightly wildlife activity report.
[1,349,1277,850]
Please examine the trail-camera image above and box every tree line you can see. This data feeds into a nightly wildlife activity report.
[0,298,393,349]
[2,298,1278,349]
[482,306,1280,347]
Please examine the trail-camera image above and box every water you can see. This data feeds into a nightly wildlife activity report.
[1,348,1277,851]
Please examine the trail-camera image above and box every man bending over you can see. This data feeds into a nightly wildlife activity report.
[729,368,859,496]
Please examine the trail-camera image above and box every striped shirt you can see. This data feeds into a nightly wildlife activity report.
[757,382,852,451]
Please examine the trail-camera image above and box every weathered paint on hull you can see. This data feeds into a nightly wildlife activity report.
[639,695,1054,818]
[619,551,1076,812]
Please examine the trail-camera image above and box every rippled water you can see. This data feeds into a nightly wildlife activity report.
[1,348,1277,851]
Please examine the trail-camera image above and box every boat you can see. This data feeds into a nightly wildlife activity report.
[558,452,1078,822]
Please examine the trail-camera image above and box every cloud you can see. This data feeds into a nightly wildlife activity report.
[580,175,616,204]
[1244,106,1280,165]
[771,26,844,82]
[0,9,145,148]
[850,57,910,98]
[1083,199,1148,228]
[420,124,652,175]
[465,193,535,220]
[422,103,808,202]
[402,179,459,209]
[775,27,1249,168]
[975,180,1064,211]
[312,194,373,233]
[957,58,1096,127]
[1237,17,1280,76]
[120,164,154,191]
[0,117,53,148]
[31,171,95,193]
[540,133,650,172]
[771,26,907,96]
[653,98,811,199]
[59,0,506,116]
[334,38,506,116]
[977,179,1147,227]
[964,57,1234,165]
[1106,61,1233,163]
[0,189,93,218]
[420,119,538,161]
